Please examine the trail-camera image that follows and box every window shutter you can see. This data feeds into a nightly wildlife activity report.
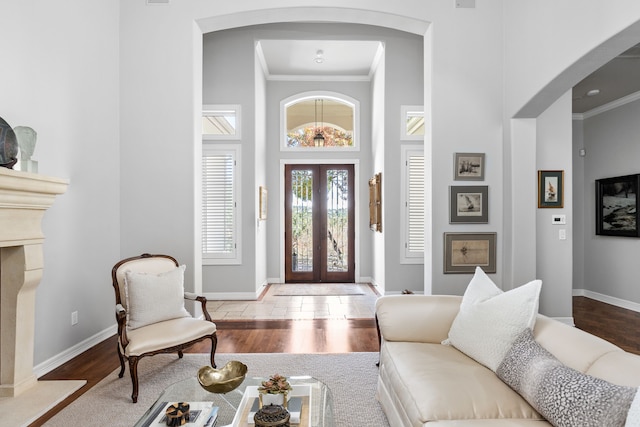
[202,151,236,258]
[407,154,425,254]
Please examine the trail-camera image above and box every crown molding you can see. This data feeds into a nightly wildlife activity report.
[267,74,371,82]
[576,89,640,120]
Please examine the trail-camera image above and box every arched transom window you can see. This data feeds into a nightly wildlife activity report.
[281,92,359,151]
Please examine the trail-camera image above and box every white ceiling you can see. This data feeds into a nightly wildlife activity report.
[257,40,383,80]
[257,39,640,114]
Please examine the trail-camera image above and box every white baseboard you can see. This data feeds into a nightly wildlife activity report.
[368,277,384,294]
[203,291,261,301]
[573,288,640,313]
[34,324,117,378]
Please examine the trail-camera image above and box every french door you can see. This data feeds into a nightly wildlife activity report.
[285,164,355,283]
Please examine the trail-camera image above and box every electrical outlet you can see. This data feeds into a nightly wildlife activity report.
[71,311,78,326]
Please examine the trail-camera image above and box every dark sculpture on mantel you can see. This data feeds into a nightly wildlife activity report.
[0,116,19,169]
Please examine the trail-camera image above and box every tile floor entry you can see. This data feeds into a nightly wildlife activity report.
[206,283,379,320]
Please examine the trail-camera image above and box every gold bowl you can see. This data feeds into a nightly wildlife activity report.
[197,361,248,393]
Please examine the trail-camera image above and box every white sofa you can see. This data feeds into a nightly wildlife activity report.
[375,294,640,426]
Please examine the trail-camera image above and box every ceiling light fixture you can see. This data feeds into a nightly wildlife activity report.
[314,99,325,147]
[586,89,600,97]
[314,50,324,64]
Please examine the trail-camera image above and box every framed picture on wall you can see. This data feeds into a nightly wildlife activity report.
[369,173,382,232]
[454,153,485,181]
[537,170,564,208]
[259,186,268,220]
[443,232,496,274]
[595,174,640,237]
[449,185,488,223]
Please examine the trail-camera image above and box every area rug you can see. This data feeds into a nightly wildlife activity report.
[43,352,389,427]
[269,283,373,296]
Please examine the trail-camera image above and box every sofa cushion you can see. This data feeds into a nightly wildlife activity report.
[444,267,541,371]
[124,264,190,330]
[497,329,638,427]
[379,341,543,424]
[123,316,216,356]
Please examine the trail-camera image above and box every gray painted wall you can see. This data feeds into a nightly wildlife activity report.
[535,91,573,318]
[2,0,120,367]
[576,98,640,304]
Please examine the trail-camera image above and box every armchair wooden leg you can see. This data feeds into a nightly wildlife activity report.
[178,350,184,359]
[210,333,218,368]
[117,344,126,378]
[129,356,140,403]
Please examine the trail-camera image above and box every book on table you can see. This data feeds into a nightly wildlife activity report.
[231,384,312,427]
[142,401,218,427]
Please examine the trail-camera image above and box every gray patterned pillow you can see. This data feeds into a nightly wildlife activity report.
[496,329,638,427]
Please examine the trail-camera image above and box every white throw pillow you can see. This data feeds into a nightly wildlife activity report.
[124,264,190,330]
[444,266,542,372]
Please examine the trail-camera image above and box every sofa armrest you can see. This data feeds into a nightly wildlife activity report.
[375,295,462,343]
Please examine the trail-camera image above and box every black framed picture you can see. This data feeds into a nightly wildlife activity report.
[449,185,488,223]
[444,232,497,274]
[538,170,564,208]
[596,174,640,237]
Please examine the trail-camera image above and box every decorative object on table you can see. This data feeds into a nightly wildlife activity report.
[164,402,190,426]
[595,173,640,237]
[443,232,497,274]
[254,404,290,427]
[454,152,485,181]
[449,185,488,223]
[258,374,292,408]
[537,170,564,208]
[14,125,38,172]
[0,116,18,169]
[369,172,382,232]
[198,360,248,393]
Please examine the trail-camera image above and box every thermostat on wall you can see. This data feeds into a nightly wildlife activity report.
[552,214,566,225]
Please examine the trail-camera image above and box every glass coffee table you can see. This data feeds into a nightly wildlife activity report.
[134,375,335,427]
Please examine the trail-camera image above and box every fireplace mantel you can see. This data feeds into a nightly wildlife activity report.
[0,167,69,247]
[0,167,84,426]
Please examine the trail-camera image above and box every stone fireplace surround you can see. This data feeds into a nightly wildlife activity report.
[0,167,85,426]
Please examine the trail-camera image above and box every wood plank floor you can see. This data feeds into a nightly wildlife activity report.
[29,296,640,426]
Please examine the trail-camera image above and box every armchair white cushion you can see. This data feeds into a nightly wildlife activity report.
[124,264,190,329]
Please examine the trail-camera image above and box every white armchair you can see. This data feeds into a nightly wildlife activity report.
[111,253,217,403]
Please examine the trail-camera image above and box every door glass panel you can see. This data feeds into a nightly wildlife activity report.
[291,169,313,272]
[326,169,349,272]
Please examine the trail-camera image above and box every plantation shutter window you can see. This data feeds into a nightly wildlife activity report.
[202,146,240,264]
[401,146,425,263]
[407,154,425,254]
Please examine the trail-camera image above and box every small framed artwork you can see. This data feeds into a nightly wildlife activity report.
[259,186,268,220]
[538,170,564,208]
[369,173,382,232]
[454,153,485,181]
[450,185,488,223]
[595,174,640,237]
[444,232,496,274]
